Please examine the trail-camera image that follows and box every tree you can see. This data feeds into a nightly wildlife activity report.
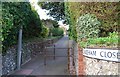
[38,2,65,21]
[2,2,43,53]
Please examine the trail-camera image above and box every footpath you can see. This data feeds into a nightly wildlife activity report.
[12,36,70,75]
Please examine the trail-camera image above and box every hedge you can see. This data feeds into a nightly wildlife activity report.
[65,2,119,41]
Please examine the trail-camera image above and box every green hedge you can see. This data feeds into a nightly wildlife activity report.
[50,28,64,36]
[64,2,77,41]
[80,32,118,48]
[65,2,119,40]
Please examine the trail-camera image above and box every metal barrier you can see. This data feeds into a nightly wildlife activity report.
[30,37,61,57]
[44,40,76,74]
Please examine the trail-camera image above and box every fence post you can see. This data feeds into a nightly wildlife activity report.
[53,44,55,60]
[44,46,46,66]
[72,43,75,66]
[67,40,70,73]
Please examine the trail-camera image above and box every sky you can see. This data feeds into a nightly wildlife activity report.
[29,0,69,30]
[29,0,54,20]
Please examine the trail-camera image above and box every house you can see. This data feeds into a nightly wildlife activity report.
[59,24,69,36]
[41,19,58,28]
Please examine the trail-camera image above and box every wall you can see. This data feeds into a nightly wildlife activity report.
[77,47,119,75]
[78,46,85,75]
[2,38,61,75]
[68,40,76,75]
[84,57,119,75]
[2,43,31,75]
[68,40,80,75]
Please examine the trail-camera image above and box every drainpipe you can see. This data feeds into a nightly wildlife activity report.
[17,26,23,70]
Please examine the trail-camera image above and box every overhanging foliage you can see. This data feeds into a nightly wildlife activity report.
[2,2,43,53]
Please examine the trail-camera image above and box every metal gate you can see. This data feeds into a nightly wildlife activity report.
[44,40,77,74]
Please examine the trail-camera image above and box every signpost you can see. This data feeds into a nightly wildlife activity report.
[83,48,120,62]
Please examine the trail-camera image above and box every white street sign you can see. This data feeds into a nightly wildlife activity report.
[83,48,120,62]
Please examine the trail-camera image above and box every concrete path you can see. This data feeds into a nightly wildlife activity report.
[12,36,70,75]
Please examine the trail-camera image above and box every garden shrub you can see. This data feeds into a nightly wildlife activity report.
[80,32,118,48]
[109,31,118,38]
[65,2,118,37]
[50,28,64,36]
[76,13,101,42]
[41,26,49,38]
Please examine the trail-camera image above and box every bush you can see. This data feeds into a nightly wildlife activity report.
[109,31,118,38]
[76,13,101,42]
[80,32,118,48]
[50,28,64,36]
[41,26,49,38]
[65,2,118,37]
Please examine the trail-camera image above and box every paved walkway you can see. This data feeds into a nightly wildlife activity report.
[12,36,70,75]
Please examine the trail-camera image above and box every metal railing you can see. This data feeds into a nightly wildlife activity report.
[43,40,77,75]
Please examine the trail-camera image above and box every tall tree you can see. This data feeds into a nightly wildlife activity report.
[2,2,43,53]
[38,2,65,21]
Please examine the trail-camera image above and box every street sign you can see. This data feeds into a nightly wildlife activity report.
[83,48,120,62]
